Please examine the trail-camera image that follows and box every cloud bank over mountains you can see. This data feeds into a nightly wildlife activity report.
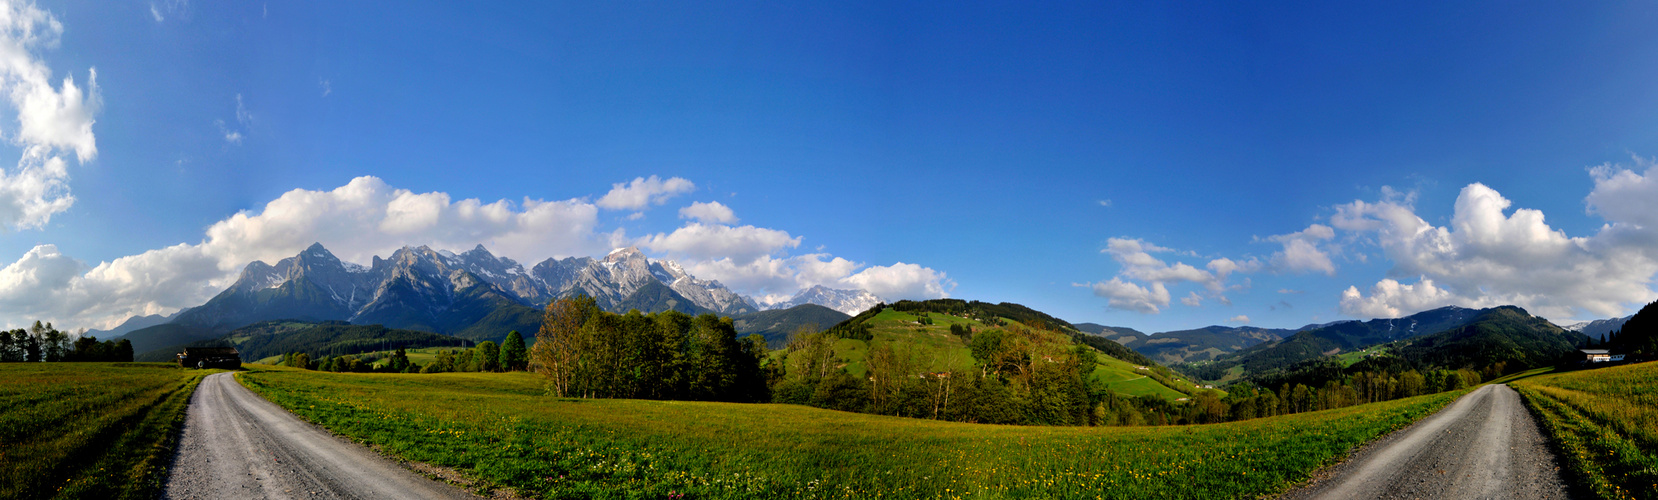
[0,175,954,329]
[1089,162,1658,322]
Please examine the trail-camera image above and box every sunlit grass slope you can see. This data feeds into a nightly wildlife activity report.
[0,363,209,500]
[1513,361,1658,499]
[836,309,1193,400]
[240,365,1460,499]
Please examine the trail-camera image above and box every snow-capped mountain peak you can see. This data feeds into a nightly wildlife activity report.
[762,285,883,316]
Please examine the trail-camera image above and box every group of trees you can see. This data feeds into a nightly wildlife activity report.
[531,296,768,402]
[281,330,529,374]
[771,322,1104,426]
[0,321,133,363]
[1216,365,1484,422]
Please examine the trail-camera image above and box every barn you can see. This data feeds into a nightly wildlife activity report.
[178,347,242,369]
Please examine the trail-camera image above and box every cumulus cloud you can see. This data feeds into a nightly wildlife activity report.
[596,176,694,210]
[1086,278,1169,314]
[679,201,736,224]
[655,229,953,304]
[1228,315,1250,324]
[0,1,101,230]
[1082,238,1248,314]
[843,262,952,301]
[1333,177,1658,319]
[1267,224,1337,275]
[640,223,799,263]
[0,175,953,329]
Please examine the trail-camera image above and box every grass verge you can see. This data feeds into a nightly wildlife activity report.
[240,365,1461,499]
[0,362,210,499]
[1512,361,1658,499]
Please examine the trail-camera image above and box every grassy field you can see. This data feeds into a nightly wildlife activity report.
[1512,361,1658,499]
[0,363,211,500]
[240,365,1463,499]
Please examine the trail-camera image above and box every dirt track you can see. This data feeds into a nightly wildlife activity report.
[1280,383,1575,500]
[161,372,478,499]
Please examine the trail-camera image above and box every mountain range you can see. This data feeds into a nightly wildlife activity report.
[1560,315,1633,338]
[113,242,866,354]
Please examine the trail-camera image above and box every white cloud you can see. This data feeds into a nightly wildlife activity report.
[842,262,952,301]
[319,79,331,97]
[0,1,100,230]
[149,4,163,22]
[596,175,694,210]
[1338,277,1470,319]
[1084,238,1250,314]
[1333,178,1658,319]
[1228,315,1250,324]
[640,223,799,263]
[1267,224,1337,275]
[679,201,736,224]
[1097,199,1112,207]
[1087,278,1169,314]
[1586,158,1658,230]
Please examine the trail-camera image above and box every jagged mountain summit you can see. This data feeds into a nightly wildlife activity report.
[161,243,873,339]
[763,284,883,316]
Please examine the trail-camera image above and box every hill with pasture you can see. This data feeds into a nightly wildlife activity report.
[820,299,1196,400]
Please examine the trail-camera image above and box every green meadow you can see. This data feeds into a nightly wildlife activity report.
[239,365,1462,499]
[0,363,209,500]
[1513,361,1658,499]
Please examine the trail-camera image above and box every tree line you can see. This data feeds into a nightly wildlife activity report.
[279,330,529,374]
[0,321,133,362]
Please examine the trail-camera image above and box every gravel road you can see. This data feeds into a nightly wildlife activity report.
[1280,383,1575,500]
[162,372,479,499]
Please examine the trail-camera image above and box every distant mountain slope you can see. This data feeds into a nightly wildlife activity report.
[1185,305,1590,385]
[92,311,180,339]
[1564,315,1633,339]
[1118,326,1291,365]
[120,323,222,355]
[135,320,471,362]
[1073,323,1148,344]
[1398,306,1587,369]
[613,280,716,316]
[1207,306,1489,373]
[732,304,851,346]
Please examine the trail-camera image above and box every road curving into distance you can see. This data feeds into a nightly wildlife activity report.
[162,372,478,500]
[1280,383,1575,500]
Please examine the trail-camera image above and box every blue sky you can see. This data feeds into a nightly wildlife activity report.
[4,1,1658,333]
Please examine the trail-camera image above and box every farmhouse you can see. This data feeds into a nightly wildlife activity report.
[1581,349,1612,363]
[178,347,242,369]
